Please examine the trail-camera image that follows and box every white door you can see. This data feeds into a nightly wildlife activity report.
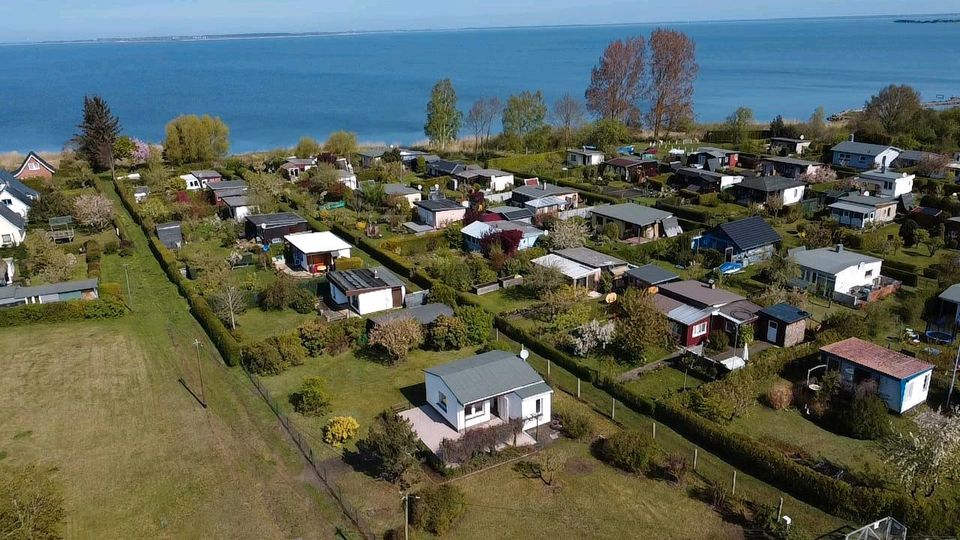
[767,320,779,342]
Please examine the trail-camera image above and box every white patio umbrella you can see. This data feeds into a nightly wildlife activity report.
[742,342,749,363]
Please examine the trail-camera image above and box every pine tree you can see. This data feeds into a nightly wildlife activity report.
[74,95,121,175]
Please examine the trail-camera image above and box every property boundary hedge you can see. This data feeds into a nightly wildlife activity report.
[106,179,243,366]
[0,296,126,327]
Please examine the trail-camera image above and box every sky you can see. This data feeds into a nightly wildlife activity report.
[0,0,957,42]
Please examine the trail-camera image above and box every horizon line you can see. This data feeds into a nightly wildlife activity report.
[3,11,959,46]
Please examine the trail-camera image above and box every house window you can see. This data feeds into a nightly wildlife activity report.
[692,322,708,337]
[535,398,542,415]
[438,392,447,412]
[1,234,10,244]
[1,199,10,206]
[923,373,931,391]
[865,269,874,278]
[465,402,484,418]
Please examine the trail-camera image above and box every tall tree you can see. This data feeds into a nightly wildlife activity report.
[724,107,755,147]
[163,115,230,164]
[863,84,922,136]
[466,98,501,158]
[74,95,121,174]
[502,90,547,149]
[645,28,697,139]
[585,36,647,125]
[807,106,827,140]
[424,79,462,151]
[552,93,586,149]
[293,136,320,158]
[324,130,358,158]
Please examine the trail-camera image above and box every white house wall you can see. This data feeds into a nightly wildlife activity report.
[719,176,744,190]
[0,188,31,218]
[425,373,463,430]
[783,186,805,206]
[900,372,931,413]
[462,400,493,429]
[0,219,24,246]
[518,391,552,431]
[330,282,349,305]
[489,174,515,192]
[833,260,883,294]
[356,287,402,315]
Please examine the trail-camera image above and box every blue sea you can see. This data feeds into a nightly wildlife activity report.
[1,16,959,153]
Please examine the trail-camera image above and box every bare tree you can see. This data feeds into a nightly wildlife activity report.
[646,28,698,140]
[464,97,501,158]
[917,153,952,177]
[73,193,115,231]
[585,36,647,125]
[884,407,960,499]
[211,282,249,330]
[547,219,589,250]
[552,93,586,149]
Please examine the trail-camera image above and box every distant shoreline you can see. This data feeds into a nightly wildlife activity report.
[4,13,960,47]
[894,18,960,24]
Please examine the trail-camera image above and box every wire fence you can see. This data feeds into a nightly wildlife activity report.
[247,372,373,540]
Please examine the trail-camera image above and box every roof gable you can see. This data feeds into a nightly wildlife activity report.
[12,152,56,177]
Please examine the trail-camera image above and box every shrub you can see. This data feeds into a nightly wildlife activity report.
[288,287,317,314]
[369,318,424,363]
[103,240,120,254]
[269,332,307,367]
[706,330,729,352]
[596,429,658,474]
[259,275,298,310]
[83,297,127,319]
[842,394,892,440]
[298,319,329,356]
[455,305,493,345]
[99,282,123,300]
[411,484,466,536]
[356,411,419,483]
[242,340,285,375]
[323,416,360,447]
[428,283,458,308]
[553,403,594,441]
[325,318,367,355]
[427,315,468,350]
[290,376,331,416]
[765,380,794,411]
[663,453,689,486]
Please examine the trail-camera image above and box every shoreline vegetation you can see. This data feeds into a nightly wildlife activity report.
[894,18,960,24]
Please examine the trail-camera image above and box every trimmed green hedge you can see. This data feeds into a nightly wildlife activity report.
[108,179,243,366]
[0,297,126,327]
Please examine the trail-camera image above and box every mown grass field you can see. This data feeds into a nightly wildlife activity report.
[0,183,357,538]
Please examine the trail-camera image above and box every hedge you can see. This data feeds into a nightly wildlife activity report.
[0,297,126,327]
[107,179,243,367]
[379,232,450,256]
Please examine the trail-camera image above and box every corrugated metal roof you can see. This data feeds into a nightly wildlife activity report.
[424,350,546,404]
[532,254,597,279]
[713,216,781,252]
[328,266,403,292]
[555,247,626,269]
[590,203,673,227]
[759,303,812,324]
[832,141,900,156]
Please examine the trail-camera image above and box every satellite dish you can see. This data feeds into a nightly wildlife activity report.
[519,348,530,361]
[605,292,618,304]
[417,184,422,190]
[809,383,822,392]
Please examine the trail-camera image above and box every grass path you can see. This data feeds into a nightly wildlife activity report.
[0,181,356,538]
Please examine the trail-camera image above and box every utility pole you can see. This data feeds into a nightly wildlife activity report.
[947,342,960,407]
[122,263,133,306]
[402,493,420,540]
[194,339,207,408]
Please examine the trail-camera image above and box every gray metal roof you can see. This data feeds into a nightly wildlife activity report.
[555,247,627,269]
[625,263,679,285]
[939,284,960,304]
[220,195,250,207]
[0,202,25,229]
[383,183,420,196]
[156,222,183,248]
[0,170,40,200]
[370,303,453,326]
[209,180,247,191]
[712,216,781,252]
[424,350,546,404]
[191,170,222,179]
[762,156,820,167]
[246,212,306,227]
[791,245,880,275]
[428,159,466,175]
[512,184,576,198]
[590,203,673,227]
[658,280,744,308]
[13,278,98,299]
[513,381,554,399]
[759,302,812,324]
[328,266,403,293]
[737,176,804,193]
[831,141,900,157]
[487,206,535,220]
[415,199,463,212]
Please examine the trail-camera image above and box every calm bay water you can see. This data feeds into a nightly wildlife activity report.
[1,16,959,153]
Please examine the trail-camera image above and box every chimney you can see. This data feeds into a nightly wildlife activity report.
[881,156,887,174]
[835,244,844,253]
[849,133,855,142]
[708,279,716,289]
[373,269,379,279]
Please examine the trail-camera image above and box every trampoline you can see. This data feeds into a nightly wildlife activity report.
[925,330,954,345]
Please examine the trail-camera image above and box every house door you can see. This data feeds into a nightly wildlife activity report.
[391,288,403,307]
[767,320,779,343]
[490,397,500,419]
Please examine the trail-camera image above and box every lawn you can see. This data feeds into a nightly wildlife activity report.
[3,179,360,538]
[0,280,350,538]
[468,286,541,314]
[623,365,708,399]
[260,345,483,449]
[443,439,743,540]
[235,306,316,343]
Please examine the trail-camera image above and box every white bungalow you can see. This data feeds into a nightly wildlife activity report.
[285,231,352,273]
[327,266,405,315]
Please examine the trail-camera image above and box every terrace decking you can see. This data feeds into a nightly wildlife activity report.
[399,404,537,455]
